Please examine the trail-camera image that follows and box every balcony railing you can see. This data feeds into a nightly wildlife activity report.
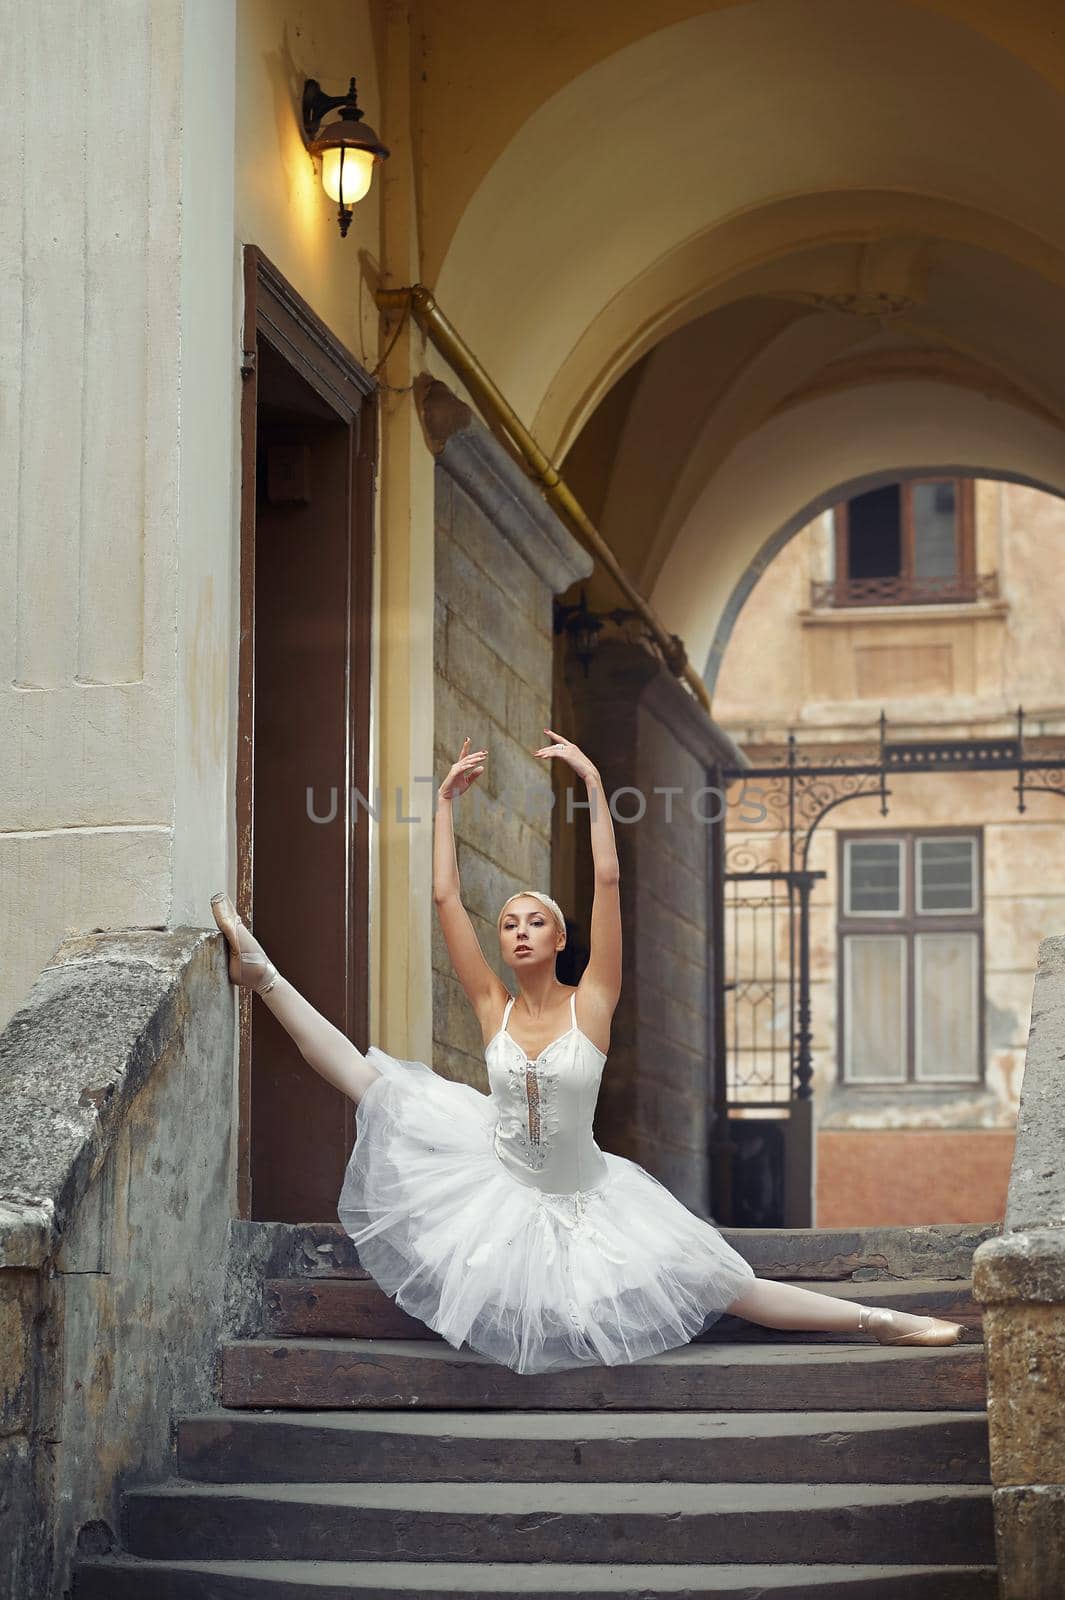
[810,572,999,609]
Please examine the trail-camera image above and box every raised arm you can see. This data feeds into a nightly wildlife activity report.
[536,728,622,1012]
[433,738,509,1024]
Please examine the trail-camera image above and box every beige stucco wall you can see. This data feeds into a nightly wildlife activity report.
[716,479,1065,1136]
[234,0,383,365]
[0,1,228,1031]
[0,0,443,1061]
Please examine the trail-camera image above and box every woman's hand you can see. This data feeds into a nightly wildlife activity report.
[534,727,599,784]
[439,736,488,800]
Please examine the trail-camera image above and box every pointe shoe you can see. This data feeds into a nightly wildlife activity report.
[210,892,279,995]
[858,1306,964,1346]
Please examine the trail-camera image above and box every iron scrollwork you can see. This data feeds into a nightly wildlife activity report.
[722,706,1065,1112]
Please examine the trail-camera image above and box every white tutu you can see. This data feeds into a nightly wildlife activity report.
[337,1038,757,1375]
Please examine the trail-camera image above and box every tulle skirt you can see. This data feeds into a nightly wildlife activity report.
[337,1046,757,1375]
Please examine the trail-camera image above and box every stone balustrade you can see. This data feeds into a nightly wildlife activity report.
[973,932,1065,1598]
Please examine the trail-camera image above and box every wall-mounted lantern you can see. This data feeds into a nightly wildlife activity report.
[554,589,606,677]
[302,77,389,237]
[555,588,671,678]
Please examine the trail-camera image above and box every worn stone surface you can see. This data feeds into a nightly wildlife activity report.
[1002,935,1065,1235]
[120,1478,994,1566]
[970,934,1065,1594]
[974,1227,1065,1305]
[730,1223,997,1281]
[261,1272,982,1344]
[429,382,594,599]
[221,1218,368,1338]
[563,640,717,1213]
[433,427,591,1090]
[983,1303,1065,1487]
[228,1219,994,1293]
[993,1484,1065,1600]
[73,1556,1002,1598]
[0,928,212,1262]
[176,1407,991,1487]
[0,927,233,1600]
[221,1337,987,1413]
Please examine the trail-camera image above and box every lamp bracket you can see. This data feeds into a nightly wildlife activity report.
[302,77,365,142]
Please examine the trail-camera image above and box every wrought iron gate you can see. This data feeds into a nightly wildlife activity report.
[719,708,1065,1228]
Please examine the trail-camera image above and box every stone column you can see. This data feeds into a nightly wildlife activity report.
[563,636,742,1216]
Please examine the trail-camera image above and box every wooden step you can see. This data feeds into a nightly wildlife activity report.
[220,1338,986,1411]
[73,1555,1002,1599]
[262,1275,982,1342]
[258,1222,998,1286]
[117,1480,995,1565]
[176,1407,990,1485]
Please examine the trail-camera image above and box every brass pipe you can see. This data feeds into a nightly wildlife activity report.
[376,283,711,714]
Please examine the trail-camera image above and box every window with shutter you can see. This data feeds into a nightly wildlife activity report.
[838,829,983,1084]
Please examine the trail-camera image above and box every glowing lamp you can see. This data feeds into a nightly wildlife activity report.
[302,77,389,237]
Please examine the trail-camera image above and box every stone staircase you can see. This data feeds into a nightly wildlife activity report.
[73,1222,1000,1599]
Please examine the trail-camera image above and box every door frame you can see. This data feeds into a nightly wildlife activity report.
[236,245,376,1217]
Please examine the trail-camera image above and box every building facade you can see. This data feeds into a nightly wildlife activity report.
[714,479,1065,1225]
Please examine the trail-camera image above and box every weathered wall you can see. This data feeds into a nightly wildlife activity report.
[564,637,742,1216]
[430,389,593,1086]
[0,928,233,1600]
[973,934,1065,1599]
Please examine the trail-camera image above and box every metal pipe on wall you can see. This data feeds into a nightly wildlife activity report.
[376,283,712,714]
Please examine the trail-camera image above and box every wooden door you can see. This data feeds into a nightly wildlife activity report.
[236,248,375,1220]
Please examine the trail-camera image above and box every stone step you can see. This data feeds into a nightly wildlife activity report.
[220,1338,986,1411]
[176,1407,990,1485]
[117,1480,995,1565]
[261,1222,998,1286]
[262,1276,982,1343]
[73,1555,1002,1599]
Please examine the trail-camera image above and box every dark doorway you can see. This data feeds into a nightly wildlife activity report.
[237,248,375,1221]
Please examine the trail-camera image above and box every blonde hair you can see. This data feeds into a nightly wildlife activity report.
[497,890,566,940]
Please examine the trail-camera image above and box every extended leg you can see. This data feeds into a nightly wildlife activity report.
[727,1277,862,1333]
[211,893,382,1106]
[727,1277,962,1341]
[259,975,382,1107]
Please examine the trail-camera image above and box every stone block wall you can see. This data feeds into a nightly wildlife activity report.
[563,637,742,1217]
[427,386,593,1087]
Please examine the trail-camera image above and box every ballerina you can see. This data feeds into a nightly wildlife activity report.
[210,728,964,1374]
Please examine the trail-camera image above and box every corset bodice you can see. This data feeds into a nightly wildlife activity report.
[485,991,610,1195]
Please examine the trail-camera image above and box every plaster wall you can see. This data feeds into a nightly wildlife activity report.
[0,2,185,1030]
[0,1,245,1034]
[233,0,383,366]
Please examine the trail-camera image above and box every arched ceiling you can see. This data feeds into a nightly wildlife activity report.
[419,0,1065,294]
[433,0,1065,436]
[646,380,1065,695]
[562,236,1065,602]
[419,0,1065,692]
